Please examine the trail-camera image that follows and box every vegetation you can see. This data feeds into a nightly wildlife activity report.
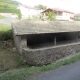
[46,11,56,20]
[0,49,22,73]
[0,52,80,80]
[0,24,12,41]
[0,1,18,9]
[0,15,5,19]
[35,4,47,10]
[0,1,21,19]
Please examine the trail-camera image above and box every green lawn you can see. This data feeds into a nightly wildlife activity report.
[0,15,5,19]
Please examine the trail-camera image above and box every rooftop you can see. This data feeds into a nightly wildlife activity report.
[42,8,74,14]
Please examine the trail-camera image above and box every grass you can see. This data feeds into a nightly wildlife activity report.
[0,23,11,32]
[0,23,12,41]
[0,15,5,19]
[0,2,18,9]
[0,52,80,80]
[0,49,22,73]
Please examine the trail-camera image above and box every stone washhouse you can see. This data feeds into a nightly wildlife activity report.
[12,21,80,65]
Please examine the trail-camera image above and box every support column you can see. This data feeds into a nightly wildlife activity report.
[21,38,27,48]
[54,36,56,46]
[76,34,79,43]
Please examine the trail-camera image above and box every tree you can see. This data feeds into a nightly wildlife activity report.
[35,4,47,10]
[46,11,56,21]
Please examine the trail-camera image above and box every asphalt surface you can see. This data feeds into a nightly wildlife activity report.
[0,17,17,24]
[34,60,80,80]
[0,13,17,24]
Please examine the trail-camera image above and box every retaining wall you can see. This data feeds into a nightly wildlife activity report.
[22,42,80,65]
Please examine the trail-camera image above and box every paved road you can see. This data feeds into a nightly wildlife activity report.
[34,60,80,80]
[0,13,17,24]
[0,17,17,25]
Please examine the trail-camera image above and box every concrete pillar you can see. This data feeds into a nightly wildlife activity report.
[54,36,56,46]
[14,35,22,54]
[21,38,27,48]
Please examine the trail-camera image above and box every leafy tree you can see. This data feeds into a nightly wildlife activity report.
[46,11,56,21]
[35,4,47,10]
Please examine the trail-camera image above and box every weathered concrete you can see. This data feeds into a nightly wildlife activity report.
[12,21,80,65]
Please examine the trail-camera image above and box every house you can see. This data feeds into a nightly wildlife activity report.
[12,20,80,65]
[42,8,75,21]
[17,4,43,19]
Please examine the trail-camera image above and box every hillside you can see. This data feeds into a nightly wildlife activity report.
[0,1,18,9]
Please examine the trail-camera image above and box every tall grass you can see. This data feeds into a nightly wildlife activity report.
[0,24,13,41]
[0,2,18,9]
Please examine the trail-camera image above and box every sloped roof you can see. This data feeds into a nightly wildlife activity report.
[42,8,74,14]
[12,20,80,35]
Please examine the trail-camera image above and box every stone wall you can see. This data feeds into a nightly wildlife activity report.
[0,40,14,49]
[22,42,80,65]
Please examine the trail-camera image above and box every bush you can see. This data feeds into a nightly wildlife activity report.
[46,11,56,21]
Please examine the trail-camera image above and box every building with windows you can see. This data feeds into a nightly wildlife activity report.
[42,8,75,21]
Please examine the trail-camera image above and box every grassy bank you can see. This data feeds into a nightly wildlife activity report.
[0,49,22,73]
[0,52,80,80]
[0,23,12,41]
[0,2,18,9]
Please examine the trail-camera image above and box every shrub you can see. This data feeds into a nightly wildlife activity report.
[46,11,56,21]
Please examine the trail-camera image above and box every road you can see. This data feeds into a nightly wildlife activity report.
[0,17,17,25]
[0,13,18,24]
[34,60,80,80]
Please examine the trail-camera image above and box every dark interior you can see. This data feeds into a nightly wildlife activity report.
[26,32,79,48]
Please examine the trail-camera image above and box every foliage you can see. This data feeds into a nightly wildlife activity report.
[0,24,13,41]
[0,49,22,73]
[35,4,47,10]
[0,1,18,9]
[46,11,56,20]
[74,18,80,21]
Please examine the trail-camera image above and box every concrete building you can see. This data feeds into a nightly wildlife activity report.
[12,21,80,65]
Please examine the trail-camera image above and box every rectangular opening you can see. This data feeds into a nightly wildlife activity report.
[27,33,55,48]
[26,32,80,49]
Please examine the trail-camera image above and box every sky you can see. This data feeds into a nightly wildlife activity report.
[16,0,80,13]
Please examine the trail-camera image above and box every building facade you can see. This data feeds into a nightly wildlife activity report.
[42,8,75,21]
